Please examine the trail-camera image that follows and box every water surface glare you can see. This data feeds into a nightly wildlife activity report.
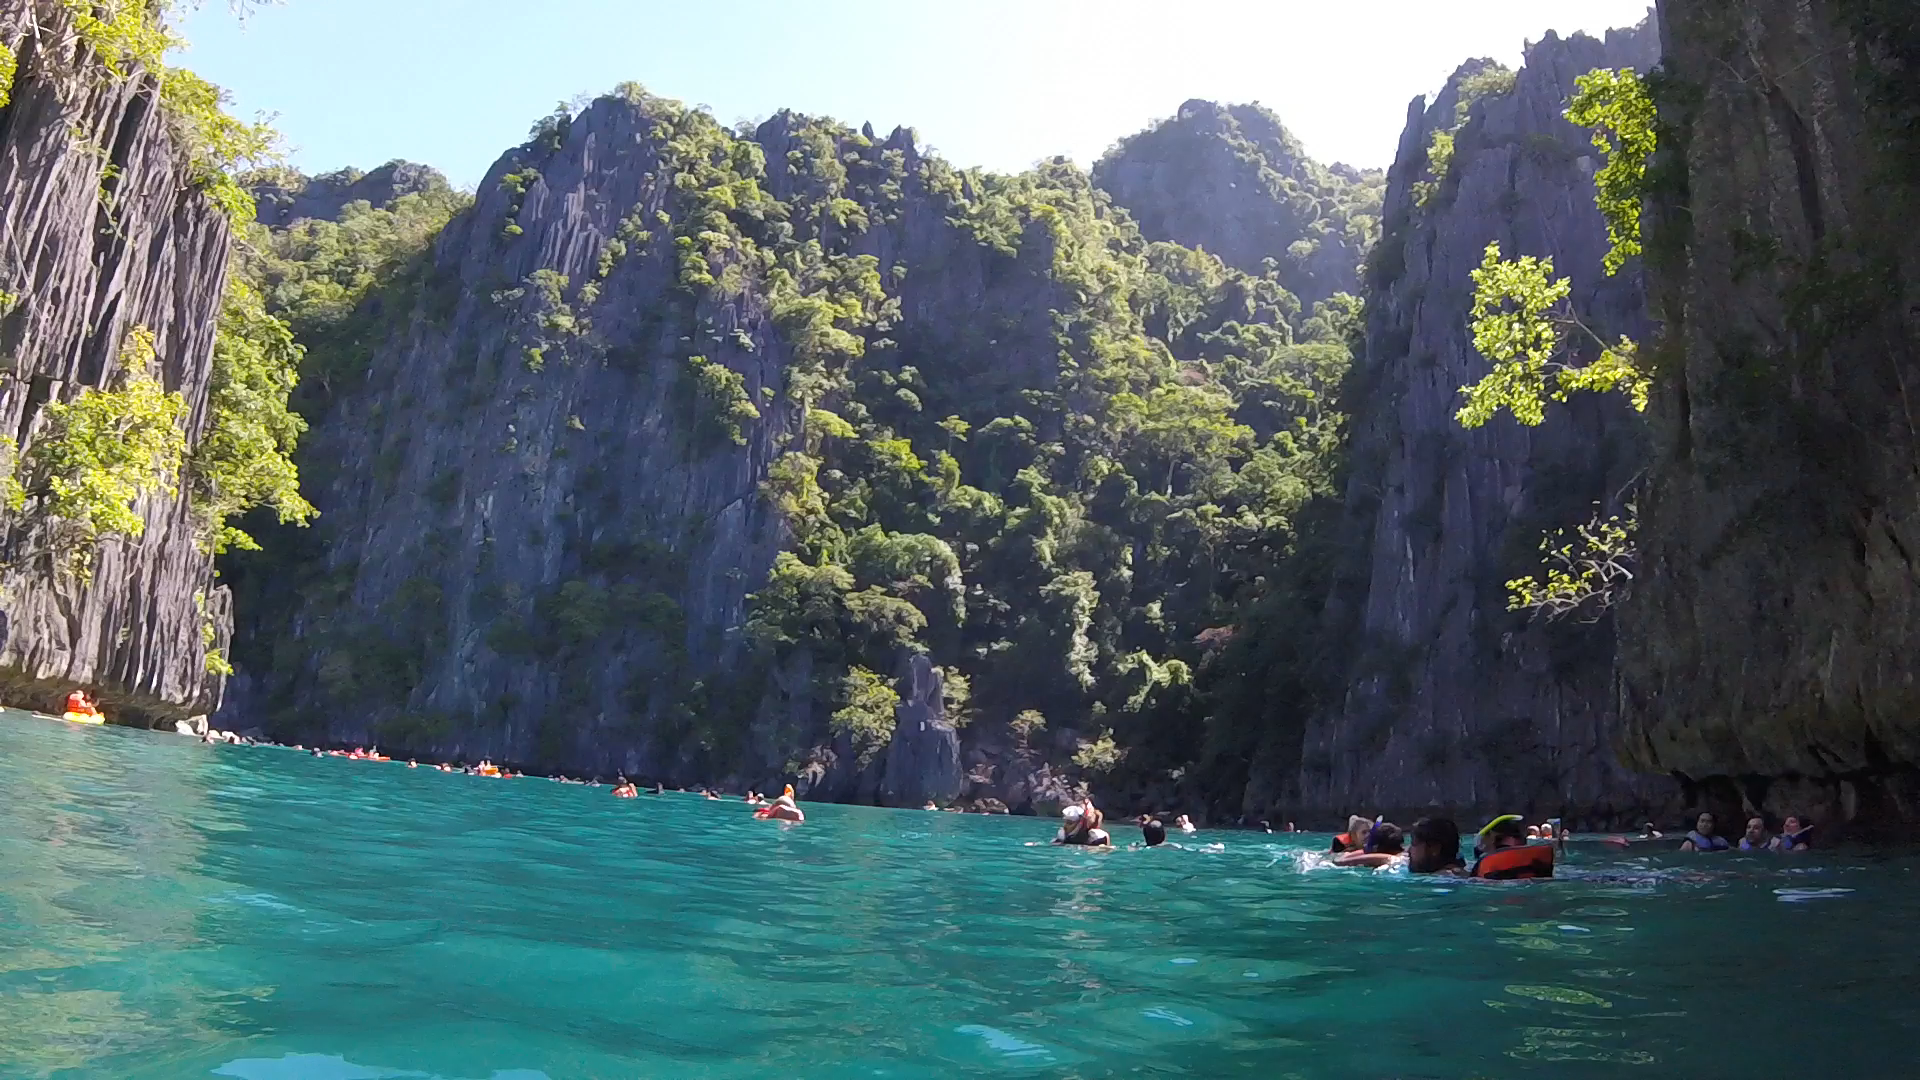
[5,713,1919,1078]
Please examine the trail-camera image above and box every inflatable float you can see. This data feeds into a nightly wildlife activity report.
[59,711,105,725]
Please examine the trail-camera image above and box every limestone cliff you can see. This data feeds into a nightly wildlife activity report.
[0,5,233,721]
[1292,22,1670,827]
[1619,0,1920,831]
[1093,99,1383,306]
[225,89,1321,810]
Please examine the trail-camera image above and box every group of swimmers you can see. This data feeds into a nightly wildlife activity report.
[1317,814,1554,877]
[1666,811,1813,853]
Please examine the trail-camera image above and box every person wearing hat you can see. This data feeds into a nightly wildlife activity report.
[1052,799,1111,847]
[1472,815,1554,879]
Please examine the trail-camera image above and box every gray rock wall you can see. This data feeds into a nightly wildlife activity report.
[0,7,233,721]
[1619,0,1920,832]
[1296,23,1672,827]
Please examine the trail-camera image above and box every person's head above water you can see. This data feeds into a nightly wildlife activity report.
[1408,817,1462,873]
[1142,820,1166,846]
[1745,816,1767,843]
[1477,815,1527,853]
[1366,822,1405,855]
[1783,815,1805,835]
[1346,814,1372,842]
[1695,812,1717,836]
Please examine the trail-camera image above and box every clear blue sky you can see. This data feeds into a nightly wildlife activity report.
[182,0,1654,189]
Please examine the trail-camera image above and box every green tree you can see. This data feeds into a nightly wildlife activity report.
[1565,68,1658,275]
[18,329,187,578]
[832,665,899,766]
[192,278,317,553]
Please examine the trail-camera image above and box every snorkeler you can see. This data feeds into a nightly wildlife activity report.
[1472,815,1554,879]
[1407,817,1467,874]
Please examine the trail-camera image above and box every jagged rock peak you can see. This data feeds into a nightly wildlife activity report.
[1092,98,1385,305]
[252,160,454,226]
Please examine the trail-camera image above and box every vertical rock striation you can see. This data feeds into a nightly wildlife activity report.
[0,7,232,720]
[1619,0,1920,830]
[1295,22,1670,826]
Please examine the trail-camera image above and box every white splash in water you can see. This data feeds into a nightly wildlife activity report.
[955,1024,1053,1059]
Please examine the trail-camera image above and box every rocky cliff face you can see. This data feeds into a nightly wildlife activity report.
[1093,100,1383,306]
[251,160,449,229]
[1619,0,1920,831]
[229,89,1318,809]
[1290,23,1671,826]
[0,6,232,721]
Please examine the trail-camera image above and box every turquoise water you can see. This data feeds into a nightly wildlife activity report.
[5,715,1919,1079]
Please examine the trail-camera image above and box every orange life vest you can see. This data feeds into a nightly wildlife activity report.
[1474,843,1555,880]
[1330,831,1357,853]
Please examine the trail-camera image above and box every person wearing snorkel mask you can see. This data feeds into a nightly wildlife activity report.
[1472,815,1555,879]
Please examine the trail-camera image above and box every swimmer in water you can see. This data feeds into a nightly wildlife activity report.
[1175,814,1198,834]
[1334,821,1405,868]
[1407,816,1467,874]
[1139,819,1167,847]
[612,776,639,798]
[1330,814,1374,854]
[756,789,805,822]
[1681,812,1730,852]
[1772,816,1812,852]
[1053,800,1112,847]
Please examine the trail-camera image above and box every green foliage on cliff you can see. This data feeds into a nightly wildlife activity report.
[1456,242,1647,428]
[227,84,1361,798]
[1090,100,1383,301]
[238,175,471,395]
[1458,65,1659,619]
[0,41,16,110]
[18,330,187,579]
[831,666,899,766]
[193,278,317,553]
[1566,68,1657,275]
[1505,508,1636,620]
